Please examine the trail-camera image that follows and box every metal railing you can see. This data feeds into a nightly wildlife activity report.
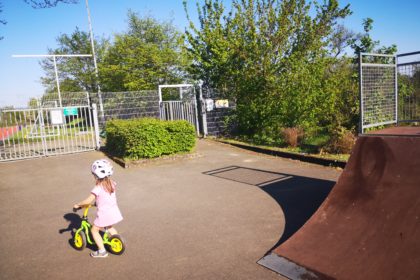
[397,51,420,123]
[0,104,99,162]
[160,100,199,135]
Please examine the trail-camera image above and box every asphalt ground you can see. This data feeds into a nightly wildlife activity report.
[0,139,340,280]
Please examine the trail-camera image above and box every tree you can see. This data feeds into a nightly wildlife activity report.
[100,11,190,91]
[40,27,109,93]
[40,11,189,95]
[350,18,397,56]
[28,97,39,108]
[322,18,398,136]
[335,18,398,132]
[0,1,6,40]
[329,24,357,58]
[185,0,351,139]
[24,0,78,9]
[183,0,234,93]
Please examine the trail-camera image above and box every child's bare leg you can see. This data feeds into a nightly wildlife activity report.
[107,226,118,236]
[91,225,105,251]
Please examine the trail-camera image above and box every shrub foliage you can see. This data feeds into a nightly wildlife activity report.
[106,118,196,159]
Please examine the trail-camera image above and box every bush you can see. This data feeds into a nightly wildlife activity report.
[281,127,304,148]
[164,121,196,153]
[105,118,196,159]
[324,127,356,154]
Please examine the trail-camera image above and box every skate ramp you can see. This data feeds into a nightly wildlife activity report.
[259,132,420,280]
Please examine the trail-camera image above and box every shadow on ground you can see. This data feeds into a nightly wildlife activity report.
[59,213,81,234]
[59,212,97,251]
[203,166,335,249]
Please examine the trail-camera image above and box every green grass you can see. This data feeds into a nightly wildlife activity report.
[302,133,330,147]
[1,120,93,144]
[216,137,350,162]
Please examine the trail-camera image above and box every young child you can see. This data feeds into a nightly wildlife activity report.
[74,159,123,258]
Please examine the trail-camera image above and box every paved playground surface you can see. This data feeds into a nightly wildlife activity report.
[0,139,340,280]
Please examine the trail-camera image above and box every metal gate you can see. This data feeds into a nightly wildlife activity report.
[158,84,200,135]
[160,100,200,134]
[0,104,100,162]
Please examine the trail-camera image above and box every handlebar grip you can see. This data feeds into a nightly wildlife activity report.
[73,206,81,212]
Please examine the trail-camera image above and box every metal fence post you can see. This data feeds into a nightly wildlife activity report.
[395,55,398,124]
[198,83,208,137]
[194,99,200,136]
[92,103,101,150]
[359,52,363,134]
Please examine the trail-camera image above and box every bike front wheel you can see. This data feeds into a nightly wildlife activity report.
[73,230,86,250]
[105,234,126,255]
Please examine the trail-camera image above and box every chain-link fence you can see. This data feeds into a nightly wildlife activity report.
[90,91,160,126]
[2,90,162,129]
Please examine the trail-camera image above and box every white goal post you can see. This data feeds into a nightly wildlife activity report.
[12,54,92,108]
[158,84,195,102]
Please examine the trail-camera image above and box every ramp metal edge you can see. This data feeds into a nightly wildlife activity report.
[257,253,334,280]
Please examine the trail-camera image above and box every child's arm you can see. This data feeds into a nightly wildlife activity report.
[73,194,95,209]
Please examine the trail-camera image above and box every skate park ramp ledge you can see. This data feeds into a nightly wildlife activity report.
[258,126,420,280]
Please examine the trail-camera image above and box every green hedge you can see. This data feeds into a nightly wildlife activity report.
[105,118,196,159]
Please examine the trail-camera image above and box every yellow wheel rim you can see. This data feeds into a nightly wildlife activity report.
[74,234,83,248]
[110,238,123,252]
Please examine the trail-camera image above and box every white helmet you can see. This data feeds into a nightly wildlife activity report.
[91,159,113,179]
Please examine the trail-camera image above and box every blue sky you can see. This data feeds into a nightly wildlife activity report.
[0,0,419,107]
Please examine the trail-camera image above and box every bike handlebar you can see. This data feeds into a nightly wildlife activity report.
[73,204,95,213]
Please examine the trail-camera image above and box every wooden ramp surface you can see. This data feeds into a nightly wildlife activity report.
[259,128,420,280]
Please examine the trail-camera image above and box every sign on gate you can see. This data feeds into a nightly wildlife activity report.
[50,109,64,125]
[63,107,78,116]
[205,99,214,111]
[215,99,229,108]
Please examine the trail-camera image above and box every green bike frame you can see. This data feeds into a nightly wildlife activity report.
[74,205,113,246]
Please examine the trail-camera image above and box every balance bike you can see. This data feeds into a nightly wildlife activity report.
[72,205,125,255]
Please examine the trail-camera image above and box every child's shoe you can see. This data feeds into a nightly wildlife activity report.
[90,250,108,258]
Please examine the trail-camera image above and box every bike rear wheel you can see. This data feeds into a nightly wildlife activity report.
[105,234,126,255]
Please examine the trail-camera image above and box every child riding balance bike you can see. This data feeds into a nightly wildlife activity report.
[73,159,125,257]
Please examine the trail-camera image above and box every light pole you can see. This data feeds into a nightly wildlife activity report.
[85,0,104,120]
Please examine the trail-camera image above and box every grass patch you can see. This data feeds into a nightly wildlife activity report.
[216,137,350,162]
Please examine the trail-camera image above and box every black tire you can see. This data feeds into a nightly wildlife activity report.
[73,230,86,250]
[106,234,126,255]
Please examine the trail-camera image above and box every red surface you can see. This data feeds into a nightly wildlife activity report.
[271,131,420,279]
[368,126,420,136]
[0,126,19,139]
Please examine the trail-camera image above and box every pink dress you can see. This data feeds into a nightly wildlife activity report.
[91,183,123,228]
